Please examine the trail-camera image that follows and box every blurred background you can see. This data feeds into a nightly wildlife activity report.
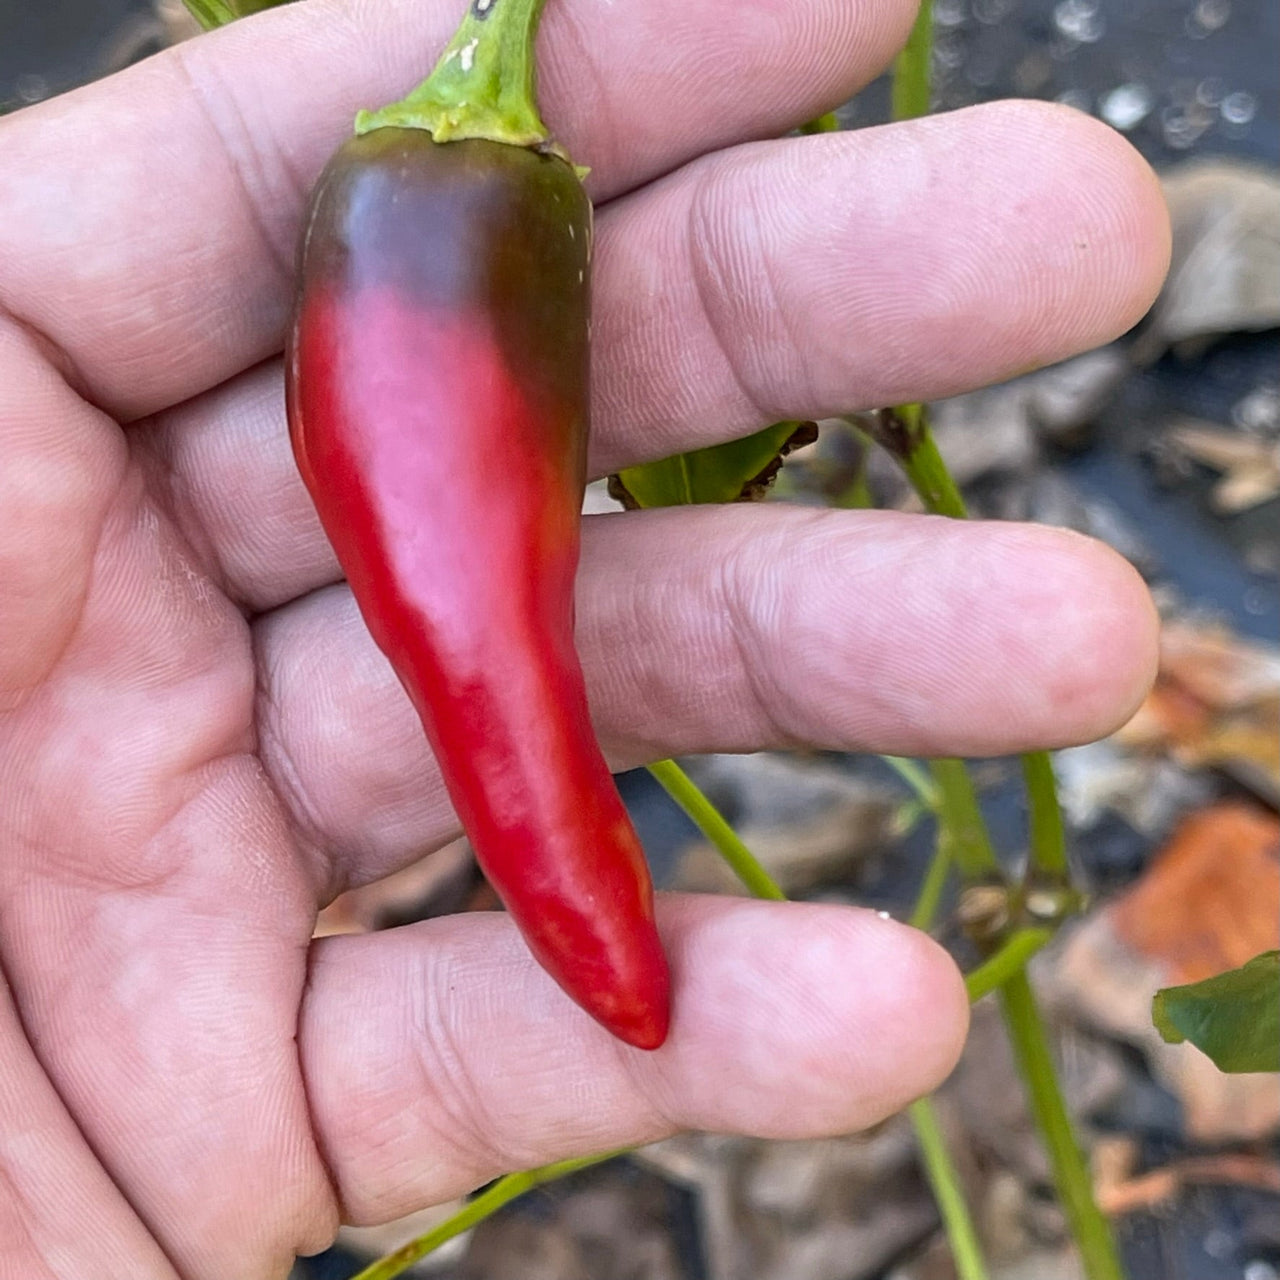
[2,1,1276,1278]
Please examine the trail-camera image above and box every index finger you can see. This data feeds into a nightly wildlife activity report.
[0,0,909,421]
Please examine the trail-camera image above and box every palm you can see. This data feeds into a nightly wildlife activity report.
[0,0,1168,1276]
[1,404,332,1270]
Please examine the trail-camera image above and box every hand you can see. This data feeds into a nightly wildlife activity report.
[0,1,1168,1276]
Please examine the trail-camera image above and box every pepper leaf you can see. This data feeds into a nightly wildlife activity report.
[1152,951,1280,1073]
[610,421,817,510]
[181,0,293,30]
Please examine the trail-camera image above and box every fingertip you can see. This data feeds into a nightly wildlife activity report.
[1041,101,1172,328]
[1002,99,1172,336]
[1017,525,1160,745]
[825,913,971,1115]
[657,899,971,1134]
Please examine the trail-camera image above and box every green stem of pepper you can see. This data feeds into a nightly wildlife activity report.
[866,406,1123,1280]
[1000,974,1126,1280]
[908,1098,990,1280]
[859,406,1073,895]
[179,0,291,28]
[347,1150,626,1280]
[964,927,1052,1002]
[891,0,935,121]
[798,111,841,134]
[356,0,563,156]
[647,759,786,901]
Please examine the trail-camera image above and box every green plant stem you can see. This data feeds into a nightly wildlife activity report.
[930,759,1002,882]
[647,759,786,900]
[855,405,966,518]
[1000,973,1125,1280]
[907,753,990,1279]
[881,755,941,809]
[910,847,953,931]
[349,1150,624,1280]
[356,0,559,152]
[648,749,990,1273]
[908,1098,988,1280]
[892,0,934,120]
[180,0,288,27]
[965,928,1052,1002]
[798,111,841,134]
[861,405,1073,896]
[1021,751,1071,887]
[865,405,1113,1274]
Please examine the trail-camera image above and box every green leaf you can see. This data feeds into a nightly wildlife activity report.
[182,0,292,29]
[1152,951,1280,1073]
[611,421,816,509]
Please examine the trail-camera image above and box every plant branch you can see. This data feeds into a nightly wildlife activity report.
[1000,973,1125,1280]
[881,755,941,809]
[348,1151,624,1280]
[647,758,786,900]
[930,758,1002,882]
[965,928,1052,1002]
[798,111,840,134]
[908,1098,989,1280]
[910,847,953,931]
[892,0,934,120]
[1021,751,1074,891]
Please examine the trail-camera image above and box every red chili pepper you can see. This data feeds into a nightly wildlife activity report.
[287,126,670,1049]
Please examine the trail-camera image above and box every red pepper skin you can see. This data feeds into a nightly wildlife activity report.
[287,128,670,1049]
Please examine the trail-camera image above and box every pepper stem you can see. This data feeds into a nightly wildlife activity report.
[356,0,559,153]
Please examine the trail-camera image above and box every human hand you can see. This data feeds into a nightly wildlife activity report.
[0,1,1168,1276]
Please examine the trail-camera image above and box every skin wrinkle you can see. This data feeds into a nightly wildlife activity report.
[713,512,815,751]
[0,318,125,708]
[169,44,298,294]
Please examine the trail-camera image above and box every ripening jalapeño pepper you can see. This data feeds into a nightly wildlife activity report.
[286,122,670,1047]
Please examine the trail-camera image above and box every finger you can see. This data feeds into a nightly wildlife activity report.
[141,99,1168,613]
[0,0,908,421]
[255,505,1157,890]
[300,896,969,1224]
[590,99,1170,470]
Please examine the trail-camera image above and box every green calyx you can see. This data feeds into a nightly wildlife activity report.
[356,0,575,166]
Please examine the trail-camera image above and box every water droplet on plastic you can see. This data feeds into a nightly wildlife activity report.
[933,33,968,69]
[1187,0,1231,35]
[935,0,968,28]
[1246,1259,1280,1280]
[1100,83,1154,130]
[1195,76,1226,107]
[1056,88,1094,113]
[1054,0,1105,42]
[1161,103,1211,149]
[15,73,48,104]
[972,0,1016,24]
[1220,90,1257,124]
[1232,385,1280,434]
[1204,1228,1235,1260]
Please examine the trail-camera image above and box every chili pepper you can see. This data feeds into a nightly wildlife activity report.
[286,126,670,1049]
